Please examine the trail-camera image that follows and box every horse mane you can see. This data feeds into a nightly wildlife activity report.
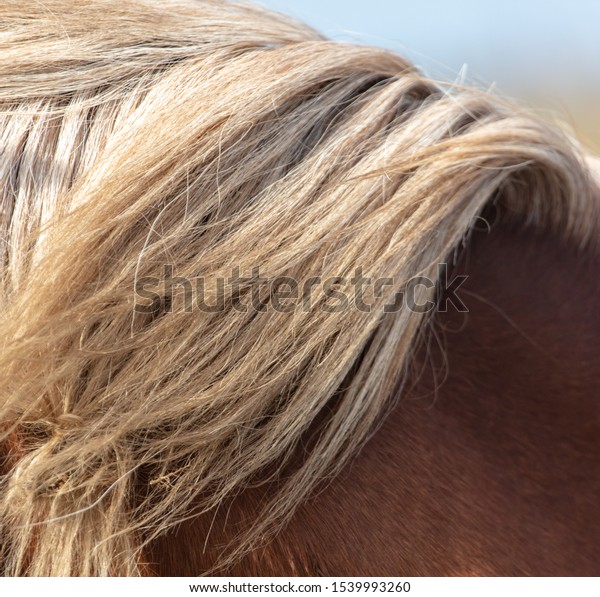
[0,0,598,576]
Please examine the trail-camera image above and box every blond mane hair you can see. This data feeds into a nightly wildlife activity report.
[0,0,598,576]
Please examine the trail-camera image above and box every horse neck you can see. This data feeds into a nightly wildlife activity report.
[147,211,600,576]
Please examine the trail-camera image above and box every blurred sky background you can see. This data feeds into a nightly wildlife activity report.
[258,0,600,152]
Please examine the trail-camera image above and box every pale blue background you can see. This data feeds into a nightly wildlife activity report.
[258,0,599,89]
[257,1,600,147]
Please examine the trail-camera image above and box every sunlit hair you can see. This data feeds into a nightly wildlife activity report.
[0,0,598,576]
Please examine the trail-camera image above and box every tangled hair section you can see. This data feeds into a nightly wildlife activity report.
[0,0,598,576]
